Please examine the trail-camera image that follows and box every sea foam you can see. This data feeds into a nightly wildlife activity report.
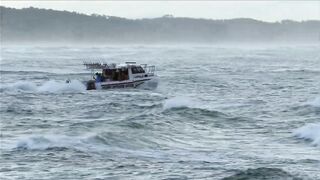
[163,96,194,110]
[293,123,320,147]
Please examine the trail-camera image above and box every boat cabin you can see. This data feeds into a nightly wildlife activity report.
[84,62,155,83]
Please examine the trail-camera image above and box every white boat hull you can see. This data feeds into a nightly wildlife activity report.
[87,77,157,90]
[99,79,151,89]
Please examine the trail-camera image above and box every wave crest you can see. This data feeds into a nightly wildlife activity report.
[306,97,320,108]
[162,96,230,120]
[14,132,154,152]
[163,96,194,110]
[16,135,81,151]
[293,123,320,147]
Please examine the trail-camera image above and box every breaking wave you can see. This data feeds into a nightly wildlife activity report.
[0,80,86,93]
[306,97,320,107]
[14,134,107,152]
[14,132,154,152]
[293,123,320,147]
[15,134,83,151]
[222,167,302,180]
[163,96,194,110]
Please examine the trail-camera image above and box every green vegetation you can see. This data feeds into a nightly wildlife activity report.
[1,6,319,44]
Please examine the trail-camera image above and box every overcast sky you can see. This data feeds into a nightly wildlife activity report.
[1,1,319,22]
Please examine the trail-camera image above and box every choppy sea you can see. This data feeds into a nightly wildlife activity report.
[0,45,319,179]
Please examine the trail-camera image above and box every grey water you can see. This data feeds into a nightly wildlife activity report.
[0,45,319,179]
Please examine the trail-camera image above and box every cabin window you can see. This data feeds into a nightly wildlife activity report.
[132,66,145,74]
[103,69,113,80]
[108,68,128,81]
[97,68,130,82]
[140,67,145,73]
[120,68,129,81]
[132,67,138,74]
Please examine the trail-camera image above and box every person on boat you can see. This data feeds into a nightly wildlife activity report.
[95,72,102,83]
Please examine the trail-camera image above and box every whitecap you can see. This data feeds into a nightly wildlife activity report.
[163,96,194,110]
[16,135,80,150]
[14,133,113,152]
[293,123,320,147]
[306,97,320,107]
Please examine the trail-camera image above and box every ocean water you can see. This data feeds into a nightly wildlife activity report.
[0,45,319,179]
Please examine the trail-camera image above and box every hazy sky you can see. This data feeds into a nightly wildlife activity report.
[1,1,319,22]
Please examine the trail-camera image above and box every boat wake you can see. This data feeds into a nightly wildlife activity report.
[0,80,86,93]
[293,123,320,147]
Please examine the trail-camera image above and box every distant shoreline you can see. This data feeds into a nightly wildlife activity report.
[1,6,320,44]
[2,6,319,23]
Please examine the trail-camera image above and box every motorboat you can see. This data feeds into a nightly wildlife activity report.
[83,62,157,90]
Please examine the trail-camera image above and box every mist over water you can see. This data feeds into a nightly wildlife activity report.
[1,45,319,179]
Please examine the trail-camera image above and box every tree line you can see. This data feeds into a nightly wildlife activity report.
[1,6,319,44]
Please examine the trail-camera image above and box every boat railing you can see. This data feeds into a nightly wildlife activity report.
[141,64,155,75]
